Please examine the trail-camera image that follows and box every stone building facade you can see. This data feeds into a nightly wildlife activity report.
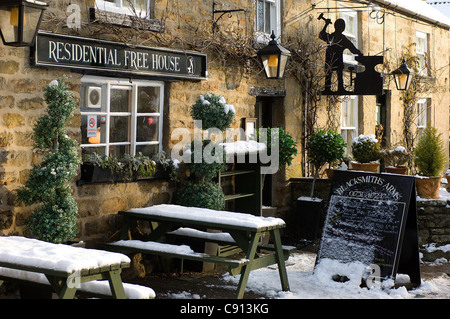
[0,0,448,245]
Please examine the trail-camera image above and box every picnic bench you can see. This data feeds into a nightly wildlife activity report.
[0,236,155,299]
[102,204,293,299]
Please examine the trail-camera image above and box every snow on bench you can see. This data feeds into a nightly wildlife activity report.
[0,236,155,299]
[124,204,286,231]
[103,240,250,268]
[0,236,130,274]
[0,267,155,299]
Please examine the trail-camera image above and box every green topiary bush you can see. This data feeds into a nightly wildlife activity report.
[191,93,235,131]
[306,129,346,197]
[414,126,446,177]
[174,181,225,211]
[185,139,227,182]
[259,127,298,169]
[16,77,80,243]
[351,134,382,163]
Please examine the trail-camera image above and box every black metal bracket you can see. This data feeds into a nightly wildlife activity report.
[212,2,245,34]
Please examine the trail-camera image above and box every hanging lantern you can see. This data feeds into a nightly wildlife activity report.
[391,58,413,91]
[0,0,48,47]
[257,31,291,79]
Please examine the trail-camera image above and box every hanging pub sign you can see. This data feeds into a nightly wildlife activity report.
[318,14,383,96]
[316,170,421,287]
[33,31,207,80]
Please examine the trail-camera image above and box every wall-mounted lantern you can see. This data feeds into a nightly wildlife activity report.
[391,58,413,91]
[0,0,48,47]
[257,31,291,79]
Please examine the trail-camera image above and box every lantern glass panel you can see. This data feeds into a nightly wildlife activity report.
[0,6,19,44]
[278,54,289,78]
[22,5,43,44]
[261,54,280,78]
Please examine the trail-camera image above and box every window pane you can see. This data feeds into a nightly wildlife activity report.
[136,144,159,157]
[257,0,264,31]
[110,116,130,142]
[81,115,107,144]
[137,116,159,142]
[110,88,131,113]
[264,2,271,34]
[137,86,160,113]
[109,145,130,157]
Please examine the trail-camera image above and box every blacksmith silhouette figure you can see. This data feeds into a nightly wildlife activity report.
[319,16,362,94]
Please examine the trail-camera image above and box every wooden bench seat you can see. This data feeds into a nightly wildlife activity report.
[102,240,250,269]
[167,227,296,256]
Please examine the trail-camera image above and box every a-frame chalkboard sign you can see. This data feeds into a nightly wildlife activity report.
[316,170,421,287]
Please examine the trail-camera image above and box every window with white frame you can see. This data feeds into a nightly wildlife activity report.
[339,7,358,64]
[95,0,150,18]
[80,76,163,158]
[341,96,358,156]
[255,0,280,36]
[416,31,429,76]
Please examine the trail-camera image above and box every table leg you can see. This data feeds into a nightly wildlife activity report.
[235,232,261,299]
[46,276,77,299]
[107,270,127,299]
[272,229,290,291]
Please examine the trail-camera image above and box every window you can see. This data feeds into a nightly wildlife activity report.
[339,7,358,64]
[416,31,429,76]
[95,0,150,18]
[255,0,280,36]
[341,96,358,156]
[80,76,164,158]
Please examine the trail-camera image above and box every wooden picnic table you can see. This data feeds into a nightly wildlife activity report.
[103,204,291,299]
[0,236,131,299]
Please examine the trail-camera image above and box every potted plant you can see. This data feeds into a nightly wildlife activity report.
[350,134,382,172]
[383,146,412,175]
[414,126,446,199]
[297,129,346,242]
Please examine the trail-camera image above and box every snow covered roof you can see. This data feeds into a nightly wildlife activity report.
[373,0,450,29]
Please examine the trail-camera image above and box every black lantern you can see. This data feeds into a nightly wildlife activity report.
[0,0,48,47]
[257,31,291,79]
[391,58,413,91]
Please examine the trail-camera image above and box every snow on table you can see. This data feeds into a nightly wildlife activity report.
[125,204,286,231]
[0,236,130,274]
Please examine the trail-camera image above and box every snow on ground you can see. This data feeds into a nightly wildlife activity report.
[165,251,450,299]
[222,252,450,299]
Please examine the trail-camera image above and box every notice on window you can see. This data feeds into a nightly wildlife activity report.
[87,115,97,138]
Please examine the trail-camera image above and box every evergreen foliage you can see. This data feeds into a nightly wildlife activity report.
[414,126,446,177]
[191,93,235,131]
[174,181,225,211]
[351,134,382,163]
[16,78,81,243]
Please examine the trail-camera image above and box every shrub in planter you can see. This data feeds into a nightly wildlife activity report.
[414,126,446,177]
[351,134,381,163]
[191,93,236,131]
[16,78,80,243]
[414,126,446,199]
[82,152,157,181]
[382,146,411,174]
[351,134,381,172]
[174,181,225,211]
[306,129,346,197]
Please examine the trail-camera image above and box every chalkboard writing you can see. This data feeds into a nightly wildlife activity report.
[316,170,420,285]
